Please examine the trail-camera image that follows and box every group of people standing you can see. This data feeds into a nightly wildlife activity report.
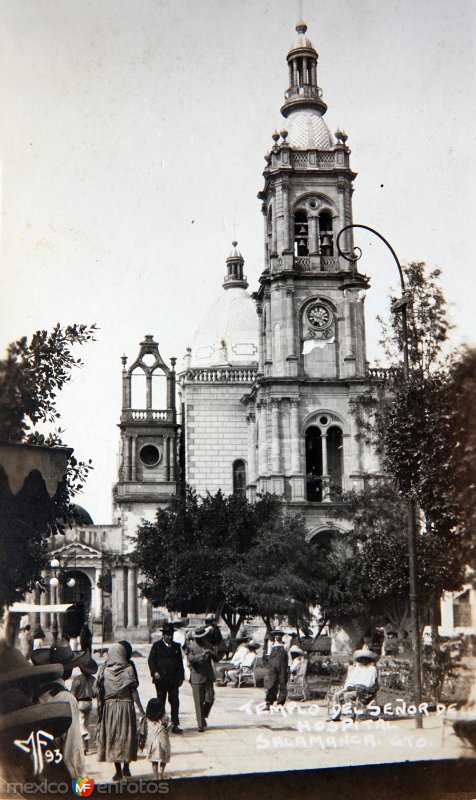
[6,616,320,785]
[148,619,222,734]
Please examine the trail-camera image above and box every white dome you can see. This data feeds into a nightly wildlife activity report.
[191,286,259,368]
[286,108,333,150]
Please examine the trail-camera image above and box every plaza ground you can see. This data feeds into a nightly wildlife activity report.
[84,644,475,790]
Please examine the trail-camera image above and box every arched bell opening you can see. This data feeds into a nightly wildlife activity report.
[294,210,309,256]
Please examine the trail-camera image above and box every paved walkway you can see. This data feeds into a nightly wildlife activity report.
[85,645,472,785]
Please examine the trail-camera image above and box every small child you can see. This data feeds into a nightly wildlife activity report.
[70,658,98,753]
[139,699,172,780]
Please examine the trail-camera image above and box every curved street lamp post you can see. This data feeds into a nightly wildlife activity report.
[337,224,423,729]
[49,557,76,645]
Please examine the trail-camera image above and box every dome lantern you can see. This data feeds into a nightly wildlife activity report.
[223,240,248,290]
[281,20,327,119]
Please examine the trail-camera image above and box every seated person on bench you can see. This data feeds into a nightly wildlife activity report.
[225,642,260,686]
[333,645,378,714]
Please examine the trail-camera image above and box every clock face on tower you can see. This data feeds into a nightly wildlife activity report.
[306,302,331,330]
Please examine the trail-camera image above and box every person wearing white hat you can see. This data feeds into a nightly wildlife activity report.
[332,645,378,718]
[225,643,260,687]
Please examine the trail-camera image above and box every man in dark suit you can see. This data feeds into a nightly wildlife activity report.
[148,622,185,733]
[264,629,289,709]
[186,626,220,732]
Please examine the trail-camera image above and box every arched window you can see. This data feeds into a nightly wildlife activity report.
[305,426,322,501]
[233,460,247,497]
[294,210,309,256]
[327,425,343,500]
[130,367,147,408]
[305,419,344,502]
[319,211,334,256]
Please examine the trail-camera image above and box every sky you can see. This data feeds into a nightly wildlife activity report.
[0,0,475,523]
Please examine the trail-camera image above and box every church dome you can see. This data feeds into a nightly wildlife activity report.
[70,504,94,526]
[285,108,333,149]
[190,286,258,368]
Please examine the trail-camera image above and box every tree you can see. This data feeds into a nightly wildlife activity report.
[0,324,96,610]
[133,488,261,636]
[328,483,466,641]
[133,490,322,637]
[344,263,472,640]
[228,501,320,633]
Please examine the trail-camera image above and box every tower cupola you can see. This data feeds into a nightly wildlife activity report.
[281,21,327,118]
[223,241,248,289]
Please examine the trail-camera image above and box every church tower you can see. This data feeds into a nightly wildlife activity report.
[244,22,378,535]
[113,335,180,535]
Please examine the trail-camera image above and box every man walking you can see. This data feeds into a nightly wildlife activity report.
[186,626,220,731]
[148,622,185,734]
[264,630,288,709]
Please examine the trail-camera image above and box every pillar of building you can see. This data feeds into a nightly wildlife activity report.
[127,566,137,628]
[282,183,291,252]
[309,216,319,255]
[270,399,281,473]
[246,411,257,485]
[115,566,126,628]
[257,401,268,477]
[95,571,102,619]
[289,399,301,473]
[131,437,137,480]
[321,432,330,501]
[257,306,264,374]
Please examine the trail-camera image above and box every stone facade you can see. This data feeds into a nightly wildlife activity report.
[182,372,256,496]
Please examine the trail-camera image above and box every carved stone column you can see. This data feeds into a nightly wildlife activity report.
[309,215,319,255]
[289,398,301,473]
[262,203,269,268]
[131,436,137,480]
[321,433,330,502]
[264,291,272,375]
[115,566,126,628]
[127,566,137,628]
[257,305,264,374]
[257,401,268,476]
[282,183,291,252]
[270,399,281,473]
[285,286,296,359]
[246,411,257,484]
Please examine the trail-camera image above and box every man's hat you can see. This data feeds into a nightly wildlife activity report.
[191,627,209,639]
[353,645,378,662]
[301,627,314,637]
[0,642,64,687]
[246,642,260,650]
[290,645,304,655]
[161,623,175,636]
[31,640,88,671]
[171,618,189,627]
[0,688,72,741]
[205,614,216,623]
[270,630,285,637]
[236,636,251,644]
[81,655,99,675]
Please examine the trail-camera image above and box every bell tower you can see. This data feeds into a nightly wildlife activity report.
[244,22,377,528]
[113,335,180,535]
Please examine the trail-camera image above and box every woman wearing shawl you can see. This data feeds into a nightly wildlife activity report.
[96,642,145,781]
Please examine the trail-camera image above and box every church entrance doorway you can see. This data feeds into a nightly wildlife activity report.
[61,570,92,640]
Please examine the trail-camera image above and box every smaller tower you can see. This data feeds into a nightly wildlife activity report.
[113,335,179,535]
[223,241,248,290]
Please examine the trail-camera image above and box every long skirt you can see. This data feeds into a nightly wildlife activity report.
[97,699,138,762]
